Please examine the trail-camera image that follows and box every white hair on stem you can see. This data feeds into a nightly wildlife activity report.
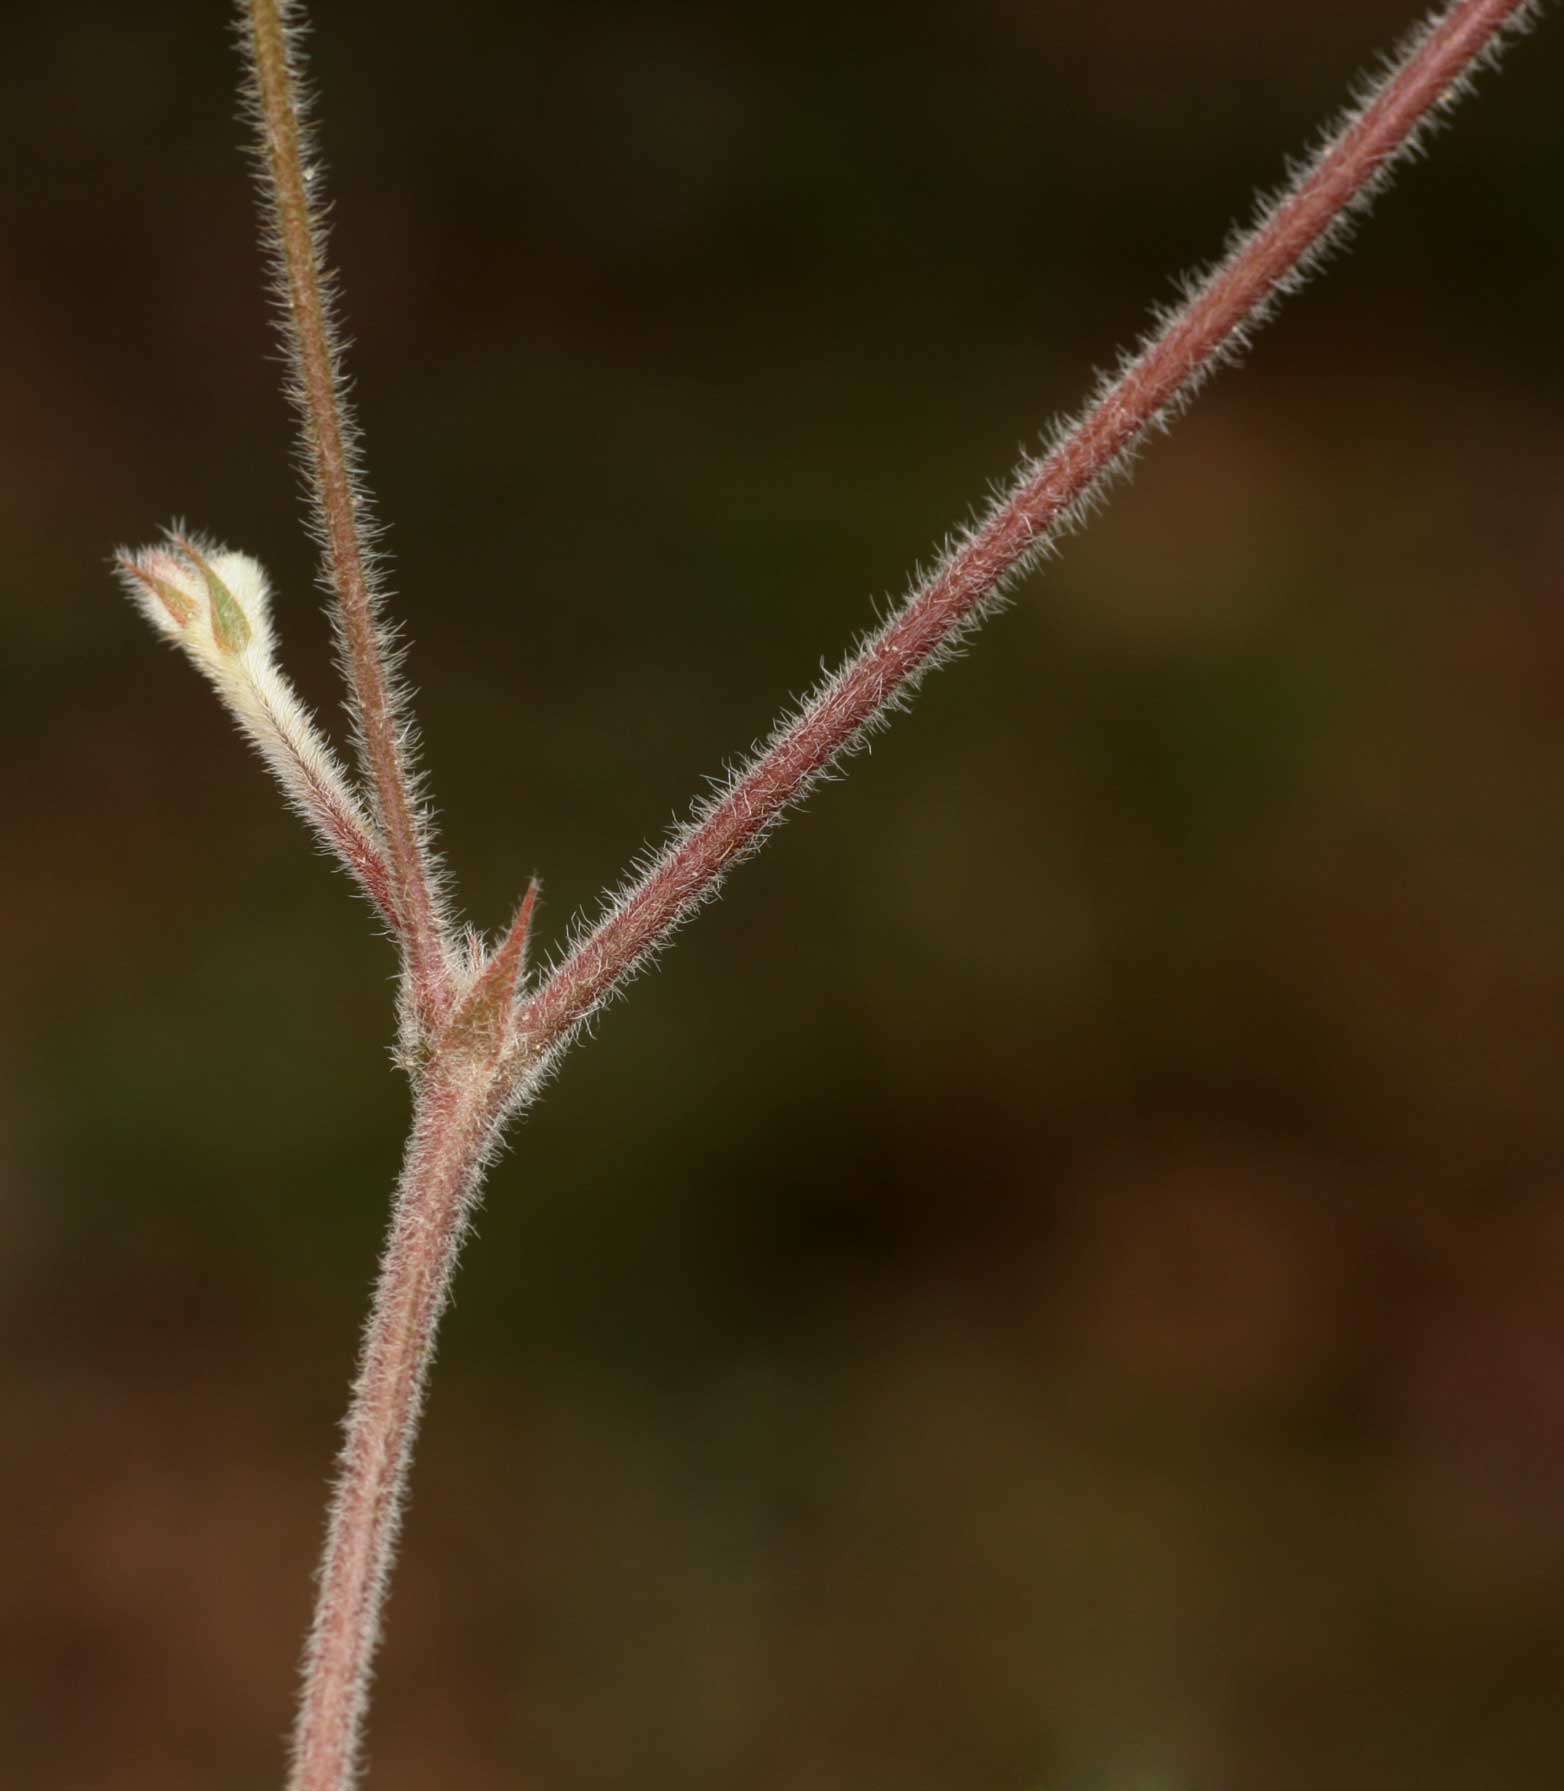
[237,0,458,1042]
[108,4,1547,1788]
[510,0,1546,1089]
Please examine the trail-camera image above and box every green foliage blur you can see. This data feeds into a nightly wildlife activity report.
[3,1,1562,1785]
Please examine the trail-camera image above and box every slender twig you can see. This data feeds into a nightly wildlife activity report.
[511,0,1541,1081]
[114,2,1542,1787]
[242,0,453,1039]
[289,1070,512,1791]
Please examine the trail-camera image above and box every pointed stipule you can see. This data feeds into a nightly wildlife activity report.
[440,879,540,1065]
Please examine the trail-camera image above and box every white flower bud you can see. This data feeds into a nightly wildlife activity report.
[114,530,394,924]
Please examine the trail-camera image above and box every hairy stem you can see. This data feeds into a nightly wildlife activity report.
[290,1069,504,1791]
[243,0,452,1034]
[284,1,1541,1785]
[514,0,1538,1074]
[252,702,403,935]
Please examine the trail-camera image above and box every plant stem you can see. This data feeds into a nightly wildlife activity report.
[255,715,403,935]
[282,1,1540,1785]
[513,0,1538,1074]
[243,0,452,1034]
[289,1068,505,1791]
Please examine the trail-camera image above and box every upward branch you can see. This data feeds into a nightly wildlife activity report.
[241,0,453,1043]
[249,2,1546,1787]
[512,0,1543,1081]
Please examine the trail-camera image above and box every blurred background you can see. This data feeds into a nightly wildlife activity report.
[4,1,1563,1785]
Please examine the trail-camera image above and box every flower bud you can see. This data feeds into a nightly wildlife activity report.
[116,533,275,670]
[176,536,253,655]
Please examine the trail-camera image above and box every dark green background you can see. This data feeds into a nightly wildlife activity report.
[4,2,1563,1786]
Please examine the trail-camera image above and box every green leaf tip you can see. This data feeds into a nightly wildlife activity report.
[176,536,252,655]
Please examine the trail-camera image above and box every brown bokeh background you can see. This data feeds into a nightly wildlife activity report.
[4,2,1563,1786]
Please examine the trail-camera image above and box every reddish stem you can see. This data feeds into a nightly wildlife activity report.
[244,0,452,1031]
[516,0,1537,1070]
[283,3,1540,1787]
[289,1070,505,1791]
[261,709,405,934]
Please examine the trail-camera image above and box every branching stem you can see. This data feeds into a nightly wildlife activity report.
[272,2,1542,1786]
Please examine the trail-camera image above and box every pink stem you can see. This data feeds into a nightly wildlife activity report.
[288,1070,504,1791]
[248,685,405,935]
[244,0,453,1033]
[285,3,1539,1786]
[516,0,1537,1070]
